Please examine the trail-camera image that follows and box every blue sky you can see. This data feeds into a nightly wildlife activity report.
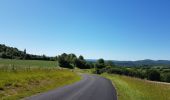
[0,0,170,60]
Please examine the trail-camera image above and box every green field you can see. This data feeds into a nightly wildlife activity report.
[102,74,170,100]
[0,59,81,100]
[0,59,57,68]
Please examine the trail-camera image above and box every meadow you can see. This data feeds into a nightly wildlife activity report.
[0,59,81,100]
[0,59,57,68]
[102,74,170,100]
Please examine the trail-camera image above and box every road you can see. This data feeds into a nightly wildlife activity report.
[24,74,117,100]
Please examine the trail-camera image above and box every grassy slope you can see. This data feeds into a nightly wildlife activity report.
[0,59,81,100]
[0,69,81,100]
[102,74,170,100]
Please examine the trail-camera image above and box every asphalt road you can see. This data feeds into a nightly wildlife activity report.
[24,74,117,100]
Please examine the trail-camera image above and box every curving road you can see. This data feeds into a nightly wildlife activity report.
[24,74,117,100]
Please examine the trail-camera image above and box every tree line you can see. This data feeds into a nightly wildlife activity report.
[57,54,170,83]
[57,53,93,69]
[0,44,55,61]
[98,65,170,83]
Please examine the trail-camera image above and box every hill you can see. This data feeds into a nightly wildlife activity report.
[0,44,55,61]
[114,59,170,67]
[87,59,170,67]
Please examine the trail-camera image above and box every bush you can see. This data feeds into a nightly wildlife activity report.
[57,53,91,69]
[164,73,170,82]
[147,70,160,81]
[58,54,74,69]
[95,58,106,69]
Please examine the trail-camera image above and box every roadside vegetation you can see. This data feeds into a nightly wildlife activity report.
[99,66,170,83]
[0,68,81,100]
[51,52,170,83]
[102,74,170,100]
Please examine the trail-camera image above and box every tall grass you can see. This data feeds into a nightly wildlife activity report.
[0,59,81,100]
[0,69,81,100]
[102,74,170,100]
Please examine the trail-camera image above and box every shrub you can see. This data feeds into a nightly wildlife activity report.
[164,73,170,82]
[147,70,160,81]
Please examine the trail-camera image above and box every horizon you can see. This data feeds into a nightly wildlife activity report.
[2,43,170,61]
[1,0,170,60]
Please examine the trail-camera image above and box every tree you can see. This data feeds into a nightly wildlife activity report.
[79,55,84,60]
[86,62,94,69]
[42,54,47,60]
[58,54,74,69]
[164,73,170,82]
[75,59,85,69]
[24,49,26,54]
[68,54,77,66]
[95,58,106,69]
[57,53,82,69]
[106,61,115,67]
[98,58,105,64]
[147,70,160,81]
[23,49,27,59]
[57,54,90,69]
[75,55,89,69]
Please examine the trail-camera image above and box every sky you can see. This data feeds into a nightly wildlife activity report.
[0,0,170,60]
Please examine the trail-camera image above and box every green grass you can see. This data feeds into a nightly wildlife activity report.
[0,69,81,100]
[0,59,57,68]
[0,59,81,100]
[102,74,170,100]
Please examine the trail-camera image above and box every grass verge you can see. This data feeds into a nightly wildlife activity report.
[0,69,81,100]
[102,73,170,100]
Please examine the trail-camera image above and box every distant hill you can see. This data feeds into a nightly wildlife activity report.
[87,59,170,67]
[114,59,170,67]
